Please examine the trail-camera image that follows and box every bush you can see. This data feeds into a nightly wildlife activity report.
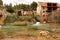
[6,8,14,13]
[4,15,33,25]
[12,21,33,26]
[17,16,31,21]
[4,15,17,23]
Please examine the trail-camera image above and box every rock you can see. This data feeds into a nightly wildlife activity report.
[52,29,57,32]
[39,31,58,38]
[52,34,58,39]
[39,31,50,38]
[0,6,7,25]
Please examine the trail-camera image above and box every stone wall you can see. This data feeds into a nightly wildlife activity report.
[0,6,7,25]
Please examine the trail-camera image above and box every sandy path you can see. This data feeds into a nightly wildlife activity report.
[1,36,37,40]
[1,34,60,40]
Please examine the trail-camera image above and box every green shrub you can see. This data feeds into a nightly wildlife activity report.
[12,21,33,26]
[4,14,33,25]
[4,15,17,23]
[16,16,31,21]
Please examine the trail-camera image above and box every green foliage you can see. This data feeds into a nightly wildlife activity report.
[5,4,14,13]
[0,0,3,5]
[17,16,31,21]
[6,8,14,13]
[4,14,17,23]
[30,2,37,10]
[4,15,32,24]
[13,2,37,11]
[12,21,32,26]
[13,4,30,10]
[4,14,33,26]
[4,2,37,11]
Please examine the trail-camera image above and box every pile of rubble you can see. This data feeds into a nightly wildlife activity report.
[0,6,7,28]
[39,31,58,38]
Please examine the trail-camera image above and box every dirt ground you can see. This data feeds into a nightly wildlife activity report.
[1,36,37,40]
[1,34,60,40]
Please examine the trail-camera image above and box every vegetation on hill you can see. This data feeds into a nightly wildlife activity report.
[0,0,3,5]
[4,4,14,13]
[30,2,37,11]
[4,1,37,13]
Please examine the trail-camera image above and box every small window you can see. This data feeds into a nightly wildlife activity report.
[46,10,52,12]
[47,3,52,6]
[53,7,57,10]
[53,3,57,6]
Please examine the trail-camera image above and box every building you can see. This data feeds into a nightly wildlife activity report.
[15,10,23,16]
[37,2,60,23]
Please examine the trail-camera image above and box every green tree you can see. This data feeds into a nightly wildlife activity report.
[5,3,14,13]
[13,4,21,10]
[13,4,30,10]
[0,0,3,5]
[30,2,37,10]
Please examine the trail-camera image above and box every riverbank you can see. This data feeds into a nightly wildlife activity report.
[0,23,60,40]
